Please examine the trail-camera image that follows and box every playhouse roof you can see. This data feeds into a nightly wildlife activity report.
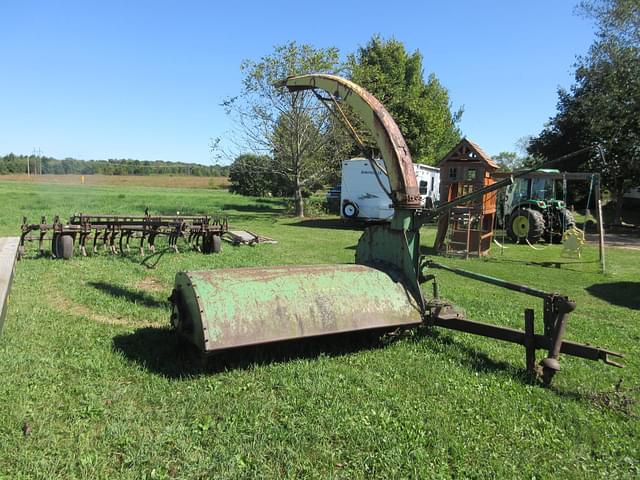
[437,138,498,169]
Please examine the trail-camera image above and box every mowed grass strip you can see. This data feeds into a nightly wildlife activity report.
[0,180,638,479]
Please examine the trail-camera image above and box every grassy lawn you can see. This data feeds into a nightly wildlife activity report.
[0,180,638,479]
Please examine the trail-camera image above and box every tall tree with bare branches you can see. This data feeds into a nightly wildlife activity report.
[221,42,352,216]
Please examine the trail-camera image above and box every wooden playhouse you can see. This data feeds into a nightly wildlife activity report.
[434,138,499,257]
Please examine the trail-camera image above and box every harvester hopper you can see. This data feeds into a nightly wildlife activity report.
[169,74,623,384]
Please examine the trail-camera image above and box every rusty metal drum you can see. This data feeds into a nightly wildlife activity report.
[170,264,422,353]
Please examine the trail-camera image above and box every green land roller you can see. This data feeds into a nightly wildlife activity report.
[169,74,623,385]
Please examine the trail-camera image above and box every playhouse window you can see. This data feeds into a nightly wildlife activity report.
[448,167,457,179]
[466,168,477,181]
[460,183,474,196]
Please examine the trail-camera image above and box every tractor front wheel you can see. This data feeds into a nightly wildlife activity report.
[507,208,545,244]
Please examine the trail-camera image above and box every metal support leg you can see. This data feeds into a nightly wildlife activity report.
[524,309,536,375]
[541,297,576,385]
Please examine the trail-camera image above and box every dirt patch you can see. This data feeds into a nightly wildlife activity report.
[136,276,165,292]
[587,379,639,418]
[586,232,640,250]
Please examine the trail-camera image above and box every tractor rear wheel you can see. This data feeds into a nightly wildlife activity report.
[507,208,545,244]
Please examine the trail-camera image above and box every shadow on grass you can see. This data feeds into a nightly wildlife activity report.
[409,327,517,375]
[88,281,169,309]
[586,282,640,309]
[288,218,365,231]
[419,245,439,256]
[476,256,599,273]
[112,327,397,379]
[112,324,529,382]
[222,203,285,214]
[407,326,634,411]
[113,322,624,407]
[420,244,598,273]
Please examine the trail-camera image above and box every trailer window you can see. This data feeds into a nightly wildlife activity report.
[419,180,429,195]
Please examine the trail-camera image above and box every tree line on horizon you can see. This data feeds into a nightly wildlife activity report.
[0,153,230,177]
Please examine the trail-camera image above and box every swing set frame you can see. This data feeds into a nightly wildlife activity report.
[493,171,606,272]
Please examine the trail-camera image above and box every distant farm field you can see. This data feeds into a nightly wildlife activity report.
[0,180,638,478]
[0,174,229,189]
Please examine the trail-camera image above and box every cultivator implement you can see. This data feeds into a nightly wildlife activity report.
[169,74,624,385]
[19,213,228,259]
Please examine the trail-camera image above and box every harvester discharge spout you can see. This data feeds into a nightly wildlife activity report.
[169,74,623,385]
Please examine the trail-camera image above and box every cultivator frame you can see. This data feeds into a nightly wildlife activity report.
[19,212,228,259]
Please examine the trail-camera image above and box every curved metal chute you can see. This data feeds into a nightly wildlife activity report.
[276,74,421,209]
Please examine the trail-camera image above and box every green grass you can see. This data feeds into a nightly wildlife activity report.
[0,181,638,479]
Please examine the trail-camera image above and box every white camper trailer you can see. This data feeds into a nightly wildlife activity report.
[340,158,440,220]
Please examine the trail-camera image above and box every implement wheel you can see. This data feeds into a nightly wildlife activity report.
[202,234,222,254]
[60,235,74,259]
[507,208,545,244]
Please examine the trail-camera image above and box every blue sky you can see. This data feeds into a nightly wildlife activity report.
[0,1,597,165]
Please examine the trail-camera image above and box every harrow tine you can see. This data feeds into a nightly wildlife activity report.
[139,234,145,257]
[118,230,125,255]
[38,231,45,256]
[125,231,132,252]
[92,229,99,254]
[110,230,119,254]
[80,232,88,257]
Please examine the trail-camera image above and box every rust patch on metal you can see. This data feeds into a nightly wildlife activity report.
[193,263,368,282]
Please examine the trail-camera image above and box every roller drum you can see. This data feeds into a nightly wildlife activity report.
[170,264,422,353]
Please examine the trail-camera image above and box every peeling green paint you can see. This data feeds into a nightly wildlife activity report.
[172,264,421,353]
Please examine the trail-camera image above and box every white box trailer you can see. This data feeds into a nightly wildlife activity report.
[340,158,440,220]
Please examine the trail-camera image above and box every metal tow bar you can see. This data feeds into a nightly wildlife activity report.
[423,261,624,385]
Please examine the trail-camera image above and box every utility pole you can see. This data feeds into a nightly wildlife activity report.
[36,148,43,174]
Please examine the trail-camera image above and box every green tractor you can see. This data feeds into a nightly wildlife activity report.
[500,169,575,243]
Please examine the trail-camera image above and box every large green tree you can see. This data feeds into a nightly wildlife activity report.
[529,1,640,223]
[220,42,352,216]
[228,154,274,196]
[348,35,462,164]
[577,0,640,46]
